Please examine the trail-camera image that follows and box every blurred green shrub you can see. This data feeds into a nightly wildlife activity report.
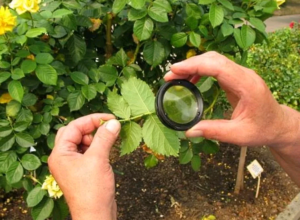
[247,25,300,110]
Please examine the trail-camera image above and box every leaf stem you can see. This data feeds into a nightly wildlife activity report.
[119,112,155,123]
[29,12,34,27]
[105,13,113,59]
[24,174,42,185]
[204,88,220,115]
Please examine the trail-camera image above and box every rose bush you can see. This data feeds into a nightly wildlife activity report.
[0,0,277,219]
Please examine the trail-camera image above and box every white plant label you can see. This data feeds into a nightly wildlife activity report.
[247,159,264,179]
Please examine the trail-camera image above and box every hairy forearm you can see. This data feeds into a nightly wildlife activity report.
[269,105,300,187]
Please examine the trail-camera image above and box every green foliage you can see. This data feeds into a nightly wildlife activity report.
[0,0,277,218]
[247,25,300,110]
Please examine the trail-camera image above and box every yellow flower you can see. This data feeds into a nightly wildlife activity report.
[46,95,54,100]
[9,0,41,14]
[89,18,102,32]
[186,49,197,59]
[0,6,16,35]
[42,175,63,199]
[26,54,35,60]
[0,93,12,104]
[276,0,285,9]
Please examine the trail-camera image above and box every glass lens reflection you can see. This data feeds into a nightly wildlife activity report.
[162,85,198,124]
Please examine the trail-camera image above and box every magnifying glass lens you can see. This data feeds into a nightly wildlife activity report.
[163,86,198,124]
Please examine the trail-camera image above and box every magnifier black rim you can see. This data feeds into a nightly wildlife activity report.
[155,79,203,131]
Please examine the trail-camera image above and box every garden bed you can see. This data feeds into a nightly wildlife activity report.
[1,143,299,220]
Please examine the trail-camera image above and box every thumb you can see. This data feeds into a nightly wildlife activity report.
[186,119,241,144]
[85,119,121,159]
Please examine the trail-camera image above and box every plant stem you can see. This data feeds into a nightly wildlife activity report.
[29,12,34,27]
[24,174,42,185]
[119,112,155,123]
[204,88,220,115]
[105,13,113,59]
[131,42,141,64]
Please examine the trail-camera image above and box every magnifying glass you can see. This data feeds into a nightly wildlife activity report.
[155,80,204,131]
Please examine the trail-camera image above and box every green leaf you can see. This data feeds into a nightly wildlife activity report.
[0,127,13,137]
[88,68,101,83]
[143,41,165,67]
[81,84,97,101]
[148,6,168,23]
[107,49,128,67]
[98,65,118,86]
[209,3,224,28]
[0,72,10,84]
[186,3,202,19]
[35,53,54,64]
[0,134,15,152]
[199,0,215,4]
[16,133,34,148]
[120,122,142,156]
[144,155,158,169]
[94,83,106,94]
[130,0,146,9]
[6,101,21,117]
[67,35,87,64]
[21,60,37,73]
[6,161,23,184]
[153,0,172,12]
[134,18,154,41]
[70,71,89,85]
[67,91,85,112]
[52,9,73,18]
[234,25,256,50]
[22,93,38,107]
[218,0,234,11]
[26,28,47,38]
[52,199,69,220]
[38,123,50,135]
[202,140,219,154]
[31,198,54,220]
[128,8,148,21]
[121,78,155,116]
[36,64,58,85]
[191,155,201,171]
[143,115,180,156]
[221,22,234,37]
[26,186,46,207]
[47,133,55,149]
[21,154,41,171]
[0,151,17,173]
[189,32,201,47]
[179,148,193,164]
[15,35,27,45]
[12,68,25,80]
[171,32,188,48]
[13,121,30,132]
[249,17,266,34]
[112,0,127,14]
[107,91,131,119]
[0,61,10,69]
[8,80,24,103]
[197,77,214,93]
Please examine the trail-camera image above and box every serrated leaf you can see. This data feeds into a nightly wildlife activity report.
[143,41,165,67]
[31,198,54,220]
[148,6,168,23]
[186,3,202,19]
[249,17,266,34]
[121,78,155,116]
[26,28,47,38]
[142,115,180,156]
[128,8,148,21]
[81,84,97,101]
[241,25,256,48]
[189,32,201,47]
[12,68,25,80]
[38,123,50,135]
[16,133,34,148]
[218,0,234,11]
[0,72,10,84]
[21,154,41,171]
[0,134,15,151]
[171,32,188,48]
[144,155,158,169]
[35,53,54,64]
[67,91,85,112]
[98,65,118,86]
[179,148,193,164]
[202,140,219,154]
[6,101,21,117]
[8,80,24,103]
[36,64,58,85]
[107,91,130,119]
[221,22,234,37]
[6,161,23,184]
[52,9,73,18]
[112,0,127,14]
[14,121,30,132]
[199,0,215,4]
[22,93,38,107]
[209,4,224,28]
[21,60,37,73]
[0,127,12,137]
[153,0,172,12]
[120,122,142,155]
[0,151,17,173]
[197,77,214,93]
[191,155,201,171]
[130,0,146,9]
[134,18,154,41]
[70,71,89,85]
[107,49,128,67]
[26,186,46,207]
[67,35,86,64]
[47,133,55,149]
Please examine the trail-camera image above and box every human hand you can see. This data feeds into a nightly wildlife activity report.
[164,52,297,147]
[48,114,120,220]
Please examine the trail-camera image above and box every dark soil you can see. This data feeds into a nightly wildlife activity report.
[1,143,299,220]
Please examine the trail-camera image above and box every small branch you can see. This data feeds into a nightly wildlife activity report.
[119,112,155,123]
[24,174,42,185]
[234,146,248,194]
[105,13,113,59]
[204,87,220,115]
[131,42,141,64]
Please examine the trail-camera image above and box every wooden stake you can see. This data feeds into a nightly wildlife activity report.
[234,146,248,194]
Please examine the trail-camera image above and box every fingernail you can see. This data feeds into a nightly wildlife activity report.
[105,119,121,134]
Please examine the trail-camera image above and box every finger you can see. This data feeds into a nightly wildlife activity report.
[185,119,247,146]
[82,134,94,146]
[55,126,66,142]
[54,114,115,152]
[85,119,121,159]
[169,52,252,93]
